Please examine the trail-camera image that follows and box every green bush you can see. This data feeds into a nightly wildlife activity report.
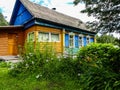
[42,57,78,80]
[9,42,120,89]
[9,42,78,81]
[77,43,120,90]
[9,42,57,77]
[0,62,12,68]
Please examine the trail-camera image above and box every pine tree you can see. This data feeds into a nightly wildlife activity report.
[0,13,8,26]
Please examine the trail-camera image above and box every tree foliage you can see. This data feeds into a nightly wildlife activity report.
[74,0,120,34]
[96,34,116,43]
[115,38,120,47]
[96,34,120,47]
[0,13,8,26]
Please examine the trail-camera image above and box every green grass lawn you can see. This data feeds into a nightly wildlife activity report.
[0,68,80,90]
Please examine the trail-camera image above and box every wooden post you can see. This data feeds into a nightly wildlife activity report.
[94,35,96,43]
[62,29,65,53]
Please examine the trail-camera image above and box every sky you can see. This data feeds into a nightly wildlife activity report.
[0,0,119,38]
[0,0,95,22]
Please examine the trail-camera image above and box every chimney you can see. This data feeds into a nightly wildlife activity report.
[52,8,56,10]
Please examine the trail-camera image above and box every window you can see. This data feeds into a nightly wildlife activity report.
[38,32,49,42]
[38,32,60,42]
[69,32,75,48]
[27,32,34,42]
[87,37,90,44]
[51,33,59,42]
[69,35,74,48]
[79,36,83,47]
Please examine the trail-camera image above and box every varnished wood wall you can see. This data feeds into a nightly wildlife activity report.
[25,25,63,53]
[0,32,8,55]
[0,25,95,56]
[0,29,24,56]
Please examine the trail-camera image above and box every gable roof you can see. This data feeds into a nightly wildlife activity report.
[18,0,89,31]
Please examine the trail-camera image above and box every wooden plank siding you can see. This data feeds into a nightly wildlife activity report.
[0,29,24,56]
[24,25,63,54]
[0,32,8,55]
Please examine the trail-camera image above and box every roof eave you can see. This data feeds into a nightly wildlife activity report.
[0,25,23,30]
[35,18,96,35]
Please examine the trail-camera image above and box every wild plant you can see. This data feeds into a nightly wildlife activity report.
[77,43,120,90]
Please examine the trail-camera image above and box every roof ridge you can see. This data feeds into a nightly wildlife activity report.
[19,0,89,31]
[20,0,83,22]
[32,2,83,23]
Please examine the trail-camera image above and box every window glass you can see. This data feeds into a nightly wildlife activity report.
[27,32,34,42]
[51,33,59,42]
[69,35,74,47]
[87,37,90,44]
[79,36,83,47]
[38,32,49,42]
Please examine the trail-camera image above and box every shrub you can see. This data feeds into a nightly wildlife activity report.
[9,42,57,77]
[0,62,12,68]
[41,57,78,80]
[9,42,120,89]
[9,42,78,81]
[77,43,120,90]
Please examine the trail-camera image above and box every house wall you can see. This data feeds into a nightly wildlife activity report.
[0,32,8,55]
[0,29,24,56]
[24,25,95,55]
[14,4,32,25]
[64,32,95,55]
[24,25,63,54]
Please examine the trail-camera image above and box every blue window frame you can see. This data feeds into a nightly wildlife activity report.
[65,34,69,47]
[90,38,94,43]
[84,36,87,46]
[75,35,79,48]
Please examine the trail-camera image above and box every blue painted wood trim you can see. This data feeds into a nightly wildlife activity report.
[23,18,96,36]
[65,34,69,47]
[14,4,33,25]
[24,19,35,29]
[35,19,96,36]
[84,36,87,46]
[10,0,20,25]
[90,38,94,43]
[75,35,79,48]
[10,0,33,25]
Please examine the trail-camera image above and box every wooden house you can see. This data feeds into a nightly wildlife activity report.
[0,0,96,56]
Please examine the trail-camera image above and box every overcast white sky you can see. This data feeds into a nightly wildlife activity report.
[0,0,119,38]
[0,0,95,22]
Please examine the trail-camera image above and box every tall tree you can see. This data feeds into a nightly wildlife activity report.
[74,0,120,34]
[96,34,116,43]
[0,13,8,26]
[96,34,120,47]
